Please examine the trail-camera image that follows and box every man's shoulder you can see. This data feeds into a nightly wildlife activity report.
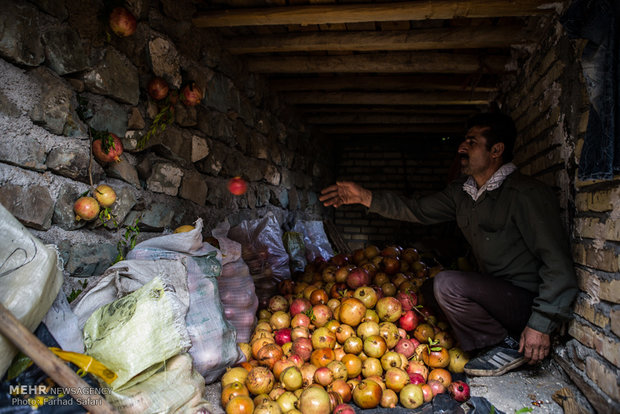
[504,171,554,197]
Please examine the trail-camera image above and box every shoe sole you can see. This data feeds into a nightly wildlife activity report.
[464,355,527,377]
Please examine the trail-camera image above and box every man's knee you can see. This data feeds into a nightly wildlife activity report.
[433,270,465,303]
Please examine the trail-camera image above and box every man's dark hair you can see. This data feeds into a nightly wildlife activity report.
[466,112,517,163]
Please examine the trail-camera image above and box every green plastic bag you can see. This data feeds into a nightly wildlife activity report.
[83,276,191,390]
[283,231,306,273]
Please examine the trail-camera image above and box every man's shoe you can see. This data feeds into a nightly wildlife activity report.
[463,346,526,377]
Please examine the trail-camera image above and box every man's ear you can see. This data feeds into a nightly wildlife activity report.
[491,142,505,159]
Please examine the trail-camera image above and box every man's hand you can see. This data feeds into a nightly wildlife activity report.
[519,326,550,364]
[319,181,372,208]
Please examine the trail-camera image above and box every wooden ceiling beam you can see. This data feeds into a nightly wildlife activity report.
[248,52,508,74]
[305,114,467,125]
[270,74,498,92]
[297,106,481,114]
[193,0,555,27]
[224,25,530,54]
[284,91,491,105]
[317,124,465,134]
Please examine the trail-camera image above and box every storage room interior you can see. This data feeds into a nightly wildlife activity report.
[0,0,618,413]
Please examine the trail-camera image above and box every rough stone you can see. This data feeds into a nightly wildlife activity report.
[128,107,145,130]
[195,139,225,176]
[105,184,137,228]
[46,143,105,184]
[242,158,263,182]
[42,25,89,75]
[289,186,300,210]
[123,130,142,152]
[161,0,197,21]
[179,170,207,206]
[0,122,48,172]
[147,125,192,166]
[204,72,235,113]
[126,201,175,231]
[270,188,288,208]
[60,240,118,277]
[191,135,209,163]
[80,93,128,138]
[248,132,269,160]
[0,1,45,67]
[53,183,89,231]
[0,90,20,118]
[29,67,87,137]
[83,48,140,105]
[205,177,235,209]
[280,168,294,189]
[264,164,281,186]
[198,110,235,145]
[174,102,197,127]
[0,183,54,230]
[106,154,141,188]
[147,162,183,196]
[148,36,182,89]
[256,186,270,208]
[31,0,69,20]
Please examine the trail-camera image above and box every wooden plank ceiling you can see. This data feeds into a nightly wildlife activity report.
[193,0,558,140]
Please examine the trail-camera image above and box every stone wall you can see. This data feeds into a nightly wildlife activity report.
[0,0,334,292]
[497,16,620,412]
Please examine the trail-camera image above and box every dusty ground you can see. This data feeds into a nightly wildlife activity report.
[203,358,588,414]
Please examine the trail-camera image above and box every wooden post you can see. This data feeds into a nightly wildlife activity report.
[0,303,117,414]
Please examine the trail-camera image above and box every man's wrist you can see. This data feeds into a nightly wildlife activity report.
[361,188,372,208]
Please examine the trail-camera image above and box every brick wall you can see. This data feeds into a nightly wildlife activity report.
[498,16,620,412]
[0,0,335,293]
[332,137,463,254]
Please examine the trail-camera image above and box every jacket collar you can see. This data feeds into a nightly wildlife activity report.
[463,162,517,201]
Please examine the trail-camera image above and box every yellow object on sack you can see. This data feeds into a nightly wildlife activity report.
[49,347,117,384]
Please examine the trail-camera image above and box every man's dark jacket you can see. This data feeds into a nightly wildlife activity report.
[369,171,577,335]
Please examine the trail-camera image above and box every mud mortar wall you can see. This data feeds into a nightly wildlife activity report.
[0,0,335,291]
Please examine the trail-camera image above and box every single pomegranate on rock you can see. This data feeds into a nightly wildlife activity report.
[74,196,100,221]
[94,184,116,208]
[147,77,169,100]
[93,133,123,164]
[228,176,248,196]
[181,81,203,106]
[109,7,137,37]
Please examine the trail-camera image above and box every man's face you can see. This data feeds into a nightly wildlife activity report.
[458,126,493,176]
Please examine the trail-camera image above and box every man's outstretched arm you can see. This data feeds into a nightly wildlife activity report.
[319,181,372,208]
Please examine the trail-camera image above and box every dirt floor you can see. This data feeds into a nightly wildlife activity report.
[203,358,589,414]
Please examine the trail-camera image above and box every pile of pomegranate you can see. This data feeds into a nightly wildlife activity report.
[221,245,472,414]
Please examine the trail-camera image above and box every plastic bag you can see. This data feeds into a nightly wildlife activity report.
[283,231,306,273]
[0,203,63,378]
[106,353,210,414]
[126,219,242,383]
[228,212,291,306]
[83,276,191,390]
[292,220,334,262]
[43,290,84,353]
[213,220,259,344]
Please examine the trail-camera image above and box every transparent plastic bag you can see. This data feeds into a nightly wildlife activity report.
[292,220,334,262]
[283,231,307,273]
[213,220,258,344]
[228,212,290,307]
